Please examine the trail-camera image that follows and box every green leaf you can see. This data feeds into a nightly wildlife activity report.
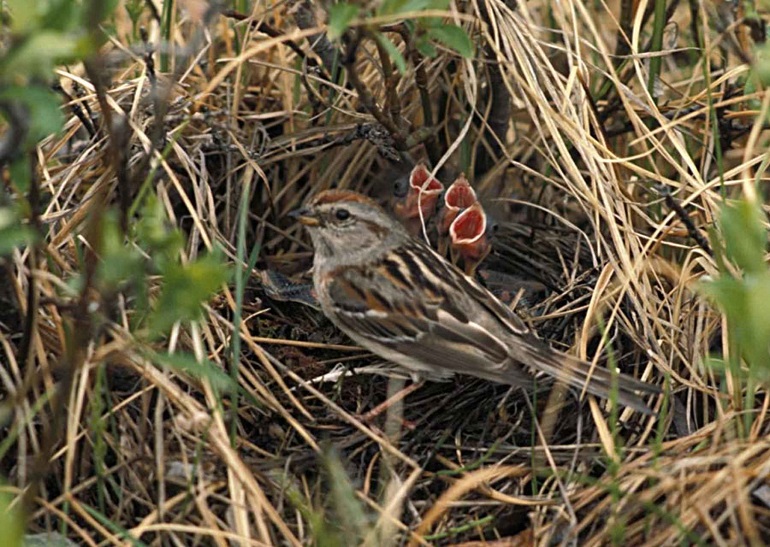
[420,16,444,28]
[427,24,474,58]
[0,488,23,547]
[699,276,745,319]
[700,198,770,382]
[702,271,770,381]
[148,250,231,335]
[6,0,38,32]
[0,86,65,148]
[328,3,359,40]
[374,33,407,75]
[8,158,31,194]
[754,42,770,87]
[134,194,184,269]
[154,352,237,393]
[40,0,82,32]
[743,272,770,376]
[0,206,35,256]
[415,35,438,57]
[97,213,144,291]
[1,31,78,81]
[719,199,767,275]
[379,0,449,16]
[743,74,763,113]
[701,356,728,374]
[7,0,85,33]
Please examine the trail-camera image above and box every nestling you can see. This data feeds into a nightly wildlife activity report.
[391,163,444,236]
[437,173,477,256]
[292,189,660,413]
[449,201,492,276]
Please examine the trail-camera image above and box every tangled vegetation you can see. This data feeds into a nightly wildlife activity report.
[2,0,770,544]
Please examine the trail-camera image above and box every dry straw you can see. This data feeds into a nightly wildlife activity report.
[2,0,767,544]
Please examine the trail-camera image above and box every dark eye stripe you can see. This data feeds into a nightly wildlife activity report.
[360,219,389,239]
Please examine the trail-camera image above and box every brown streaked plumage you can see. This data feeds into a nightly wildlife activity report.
[293,189,660,414]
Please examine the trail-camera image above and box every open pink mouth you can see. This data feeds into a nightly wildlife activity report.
[445,174,476,210]
[450,202,486,245]
[410,164,443,193]
[440,174,477,236]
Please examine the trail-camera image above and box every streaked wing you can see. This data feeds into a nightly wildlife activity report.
[324,239,660,413]
[324,241,532,383]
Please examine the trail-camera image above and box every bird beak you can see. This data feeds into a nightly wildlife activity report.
[289,207,321,227]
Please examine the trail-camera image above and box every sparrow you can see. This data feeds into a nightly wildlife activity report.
[292,189,659,413]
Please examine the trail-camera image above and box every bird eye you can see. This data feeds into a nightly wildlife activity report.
[393,178,408,198]
[335,208,351,221]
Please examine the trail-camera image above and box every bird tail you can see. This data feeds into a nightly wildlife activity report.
[521,344,661,414]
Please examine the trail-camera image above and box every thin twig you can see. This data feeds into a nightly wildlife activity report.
[343,30,408,150]
[660,187,713,256]
[386,23,443,166]
[289,0,342,81]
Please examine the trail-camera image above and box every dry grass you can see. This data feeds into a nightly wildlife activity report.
[2,0,770,544]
